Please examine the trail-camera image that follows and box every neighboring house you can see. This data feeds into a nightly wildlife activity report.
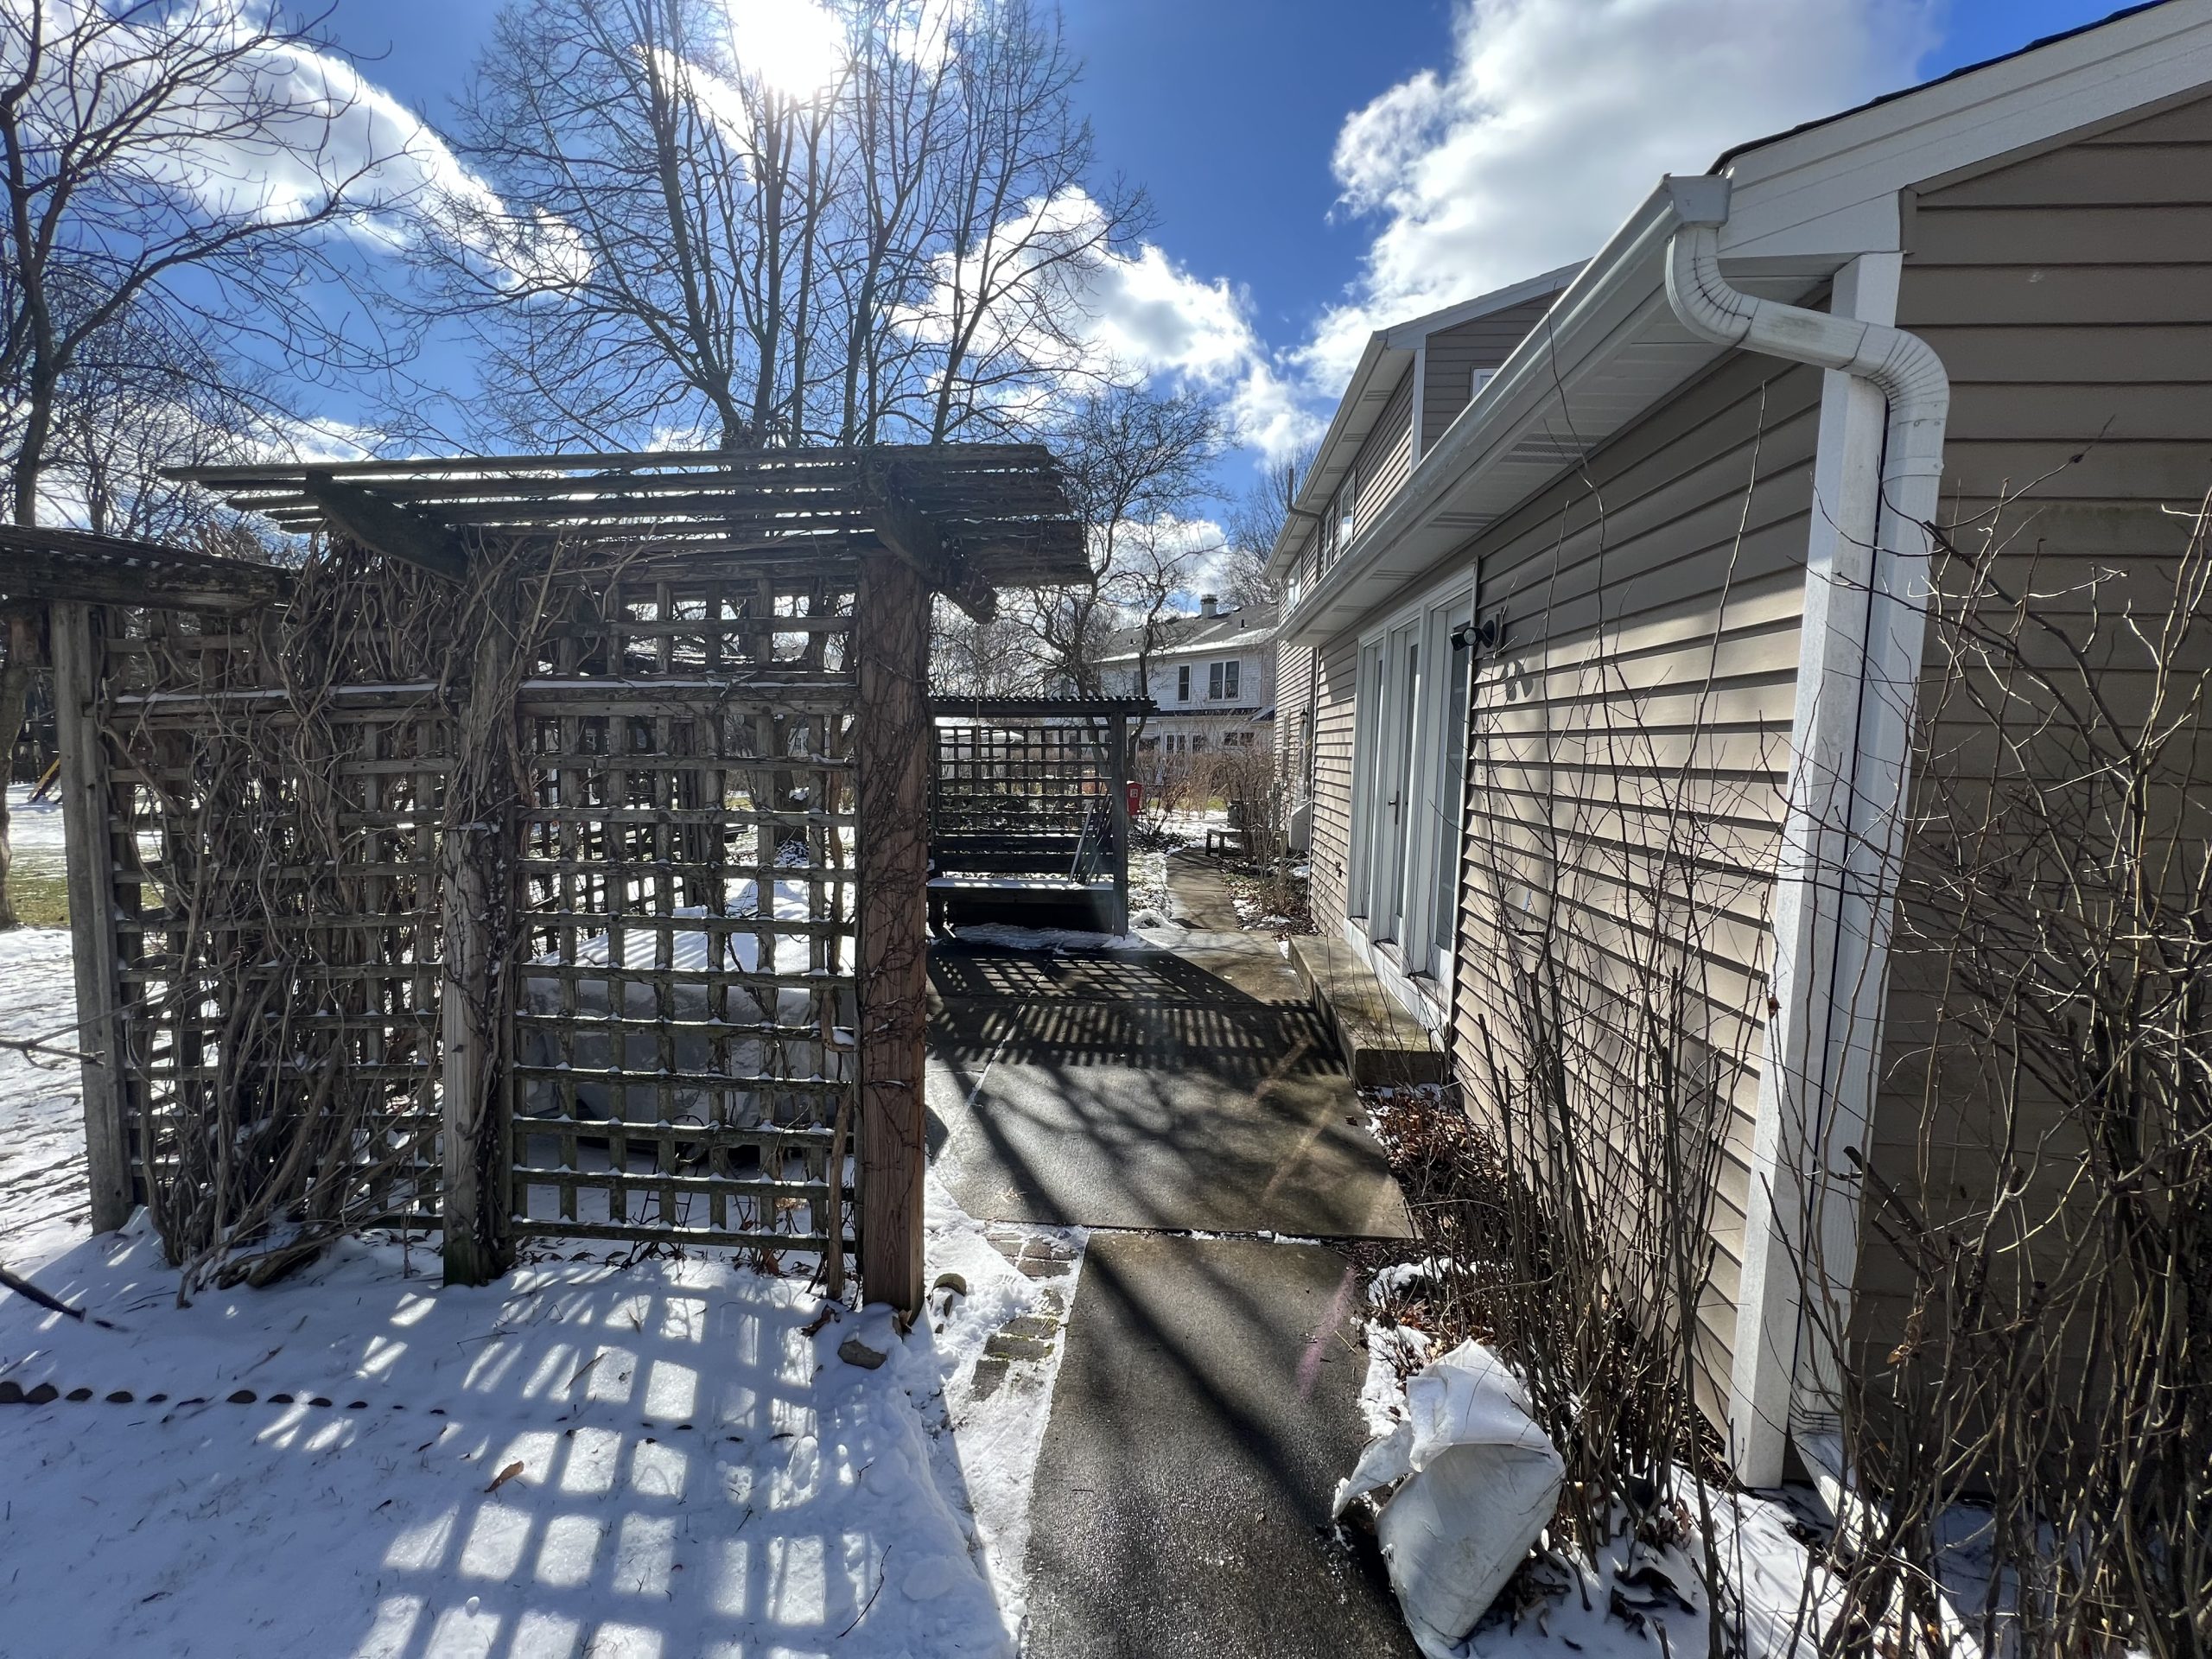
[1099,594,1277,772]
[1270,1,2212,1487]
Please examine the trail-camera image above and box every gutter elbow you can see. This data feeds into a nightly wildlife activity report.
[1665,222,1755,350]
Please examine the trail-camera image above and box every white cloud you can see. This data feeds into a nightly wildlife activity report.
[889,186,1321,458]
[3,0,579,287]
[1299,0,1938,385]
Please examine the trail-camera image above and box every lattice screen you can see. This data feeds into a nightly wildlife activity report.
[99,590,454,1249]
[80,548,861,1275]
[510,561,860,1253]
[931,717,1118,874]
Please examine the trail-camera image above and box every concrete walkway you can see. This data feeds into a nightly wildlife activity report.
[925,909,1416,1656]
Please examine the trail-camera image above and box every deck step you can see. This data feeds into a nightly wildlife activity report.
[1287,934,1448,1088]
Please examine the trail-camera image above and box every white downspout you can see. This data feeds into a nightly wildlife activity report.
[1660,175,1951,1487]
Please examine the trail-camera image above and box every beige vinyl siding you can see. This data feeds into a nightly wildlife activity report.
[1351,373,1415,540]
[1854,92,2212,1356]
[1307,633,1362,926]
[1443,349,1824,1414]
[1421,296,1560,456]
[1275,643,1314,799]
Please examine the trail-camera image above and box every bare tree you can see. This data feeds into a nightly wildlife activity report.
[1220,451,1305,610]
[1018,383,1219,696]
[418,0,1134,450]
[928,595,1036,696]
[1104,516,1217,709]
[0,0,407,925]
[41,303,283,543]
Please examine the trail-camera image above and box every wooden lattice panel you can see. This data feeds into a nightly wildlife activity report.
[100,606,449,1233]
[931,717,1117,874]
[508,562,860,1254]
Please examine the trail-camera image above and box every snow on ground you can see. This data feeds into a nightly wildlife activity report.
[920,1172,1084,1632]
[0,925,88,1269]
[3,782,68,926]
[1346,1318,1840,1659]
[4,782,66,865]
[1129,845,1173,921]
[948,923,1146,954]
[0,898,1085,1656]
[1,1224,1021,1658]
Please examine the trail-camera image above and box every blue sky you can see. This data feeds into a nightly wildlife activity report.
[318,0,2130,496]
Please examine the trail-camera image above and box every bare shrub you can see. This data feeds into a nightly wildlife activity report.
[1802,492,2212,1656]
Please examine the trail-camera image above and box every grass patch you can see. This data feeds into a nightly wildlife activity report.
[4,867,68,927]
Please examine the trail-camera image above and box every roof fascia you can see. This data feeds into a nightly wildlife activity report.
[1378,261,1586,348]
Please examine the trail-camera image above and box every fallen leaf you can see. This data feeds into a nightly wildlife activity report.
[485,1460,525,1495]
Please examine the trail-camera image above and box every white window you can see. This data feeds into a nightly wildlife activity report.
[1207,662,1223,700]
[1224,659,1240,700]
[1177,664,1191,702]
[1338,461,1358,544]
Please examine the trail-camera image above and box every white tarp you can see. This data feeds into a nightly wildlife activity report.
[1335,1340,1565,1657]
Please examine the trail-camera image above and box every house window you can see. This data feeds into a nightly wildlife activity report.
[1177,664,1191,702]
[1208,662,1224,700]
[1338,463,1357,544]
[1192,736,1207,753]
[1224,660,1240,700]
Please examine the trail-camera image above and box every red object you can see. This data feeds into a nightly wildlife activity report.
[1125,780,1143,818]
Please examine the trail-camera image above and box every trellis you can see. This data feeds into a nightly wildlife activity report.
[928,697,1147,936]
[6,452,1083,1308]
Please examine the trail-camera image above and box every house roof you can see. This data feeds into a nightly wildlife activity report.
[1275,0,2212,643]
[1708,1,2167,172]
[1096,600,1279,667]
[1284,265,1584,545]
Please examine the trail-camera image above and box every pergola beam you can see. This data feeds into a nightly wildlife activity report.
[301,474,472,582]
[0,525,293,612]
[859,459,998,623]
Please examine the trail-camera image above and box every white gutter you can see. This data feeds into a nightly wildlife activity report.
[1662,174,1951,1487]
[1279,186,1686,641]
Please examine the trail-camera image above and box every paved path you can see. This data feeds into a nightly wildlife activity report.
[1025,1232,1418,1658]
[925,911,1416,1656]
[926,938,1411,1238]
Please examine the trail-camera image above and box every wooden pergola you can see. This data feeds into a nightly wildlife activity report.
[8,448,1088,1312]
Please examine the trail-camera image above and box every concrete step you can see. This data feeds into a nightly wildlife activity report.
[1287,933,1449,1088]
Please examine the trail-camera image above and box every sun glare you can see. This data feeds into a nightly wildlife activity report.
[728,0,847,101]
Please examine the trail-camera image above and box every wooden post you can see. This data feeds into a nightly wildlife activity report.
[854,550,929,1313]
[441,603,516,1287]
[50,601,134,1232]
[1110,714,1131,936]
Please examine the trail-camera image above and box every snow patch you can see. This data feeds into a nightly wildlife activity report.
[950,924,1147,954]
[0,1224,1021,1657]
